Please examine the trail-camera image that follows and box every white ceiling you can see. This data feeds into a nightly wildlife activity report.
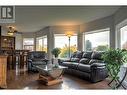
[1,6,120,33]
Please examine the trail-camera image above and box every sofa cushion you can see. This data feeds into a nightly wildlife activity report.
[89,59,104,65]
[32,58,44,62]
[79,58,90,64]
[82,52,93,59]
[60,62,73,67]
[70,58,80,62]
[60,62,79,69]
[69,62,79,69]
[91,51,104,60]
[78,63,91,73]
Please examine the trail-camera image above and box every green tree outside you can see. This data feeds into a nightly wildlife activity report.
[59,44,77,58]
[96,45,108,51]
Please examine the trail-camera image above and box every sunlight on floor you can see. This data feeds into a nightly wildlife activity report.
[61,83,76,90]
[23,87,30,90]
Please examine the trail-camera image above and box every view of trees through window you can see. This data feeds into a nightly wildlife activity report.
[84,30,109,51]
[55,34,77,58]
[120,25,127,50]
[23,38,34,51]
[36,36,47,52]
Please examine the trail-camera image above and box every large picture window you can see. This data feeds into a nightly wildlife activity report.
[54,34,77,58]
[120,25,127,50]
[36,36,47,52]
[84,29,110,51]
[23,38,34,51]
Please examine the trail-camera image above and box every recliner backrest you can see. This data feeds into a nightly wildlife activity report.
[89,51,105,65]
[28,51,46,59]
[79,51,93,64]
[82,51,93,59]
[70,51,83,62]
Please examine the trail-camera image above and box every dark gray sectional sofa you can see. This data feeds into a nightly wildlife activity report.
[59,51,108,83]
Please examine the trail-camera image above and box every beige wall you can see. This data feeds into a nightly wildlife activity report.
[35,26,49,37]
[114,6,127,25]
[51,25,80,34]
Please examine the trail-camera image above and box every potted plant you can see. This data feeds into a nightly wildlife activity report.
[51,48,61,67]
[102,48,127,89]
[51,48,61,58]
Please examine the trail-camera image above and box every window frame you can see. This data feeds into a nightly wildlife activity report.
[36,35,47,52]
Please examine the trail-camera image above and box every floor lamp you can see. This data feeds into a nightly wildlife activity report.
[66,32,73,58]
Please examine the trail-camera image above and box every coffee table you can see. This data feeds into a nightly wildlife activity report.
[35,64,67,86]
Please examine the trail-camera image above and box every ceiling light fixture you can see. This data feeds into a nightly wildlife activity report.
[7,26,17,36]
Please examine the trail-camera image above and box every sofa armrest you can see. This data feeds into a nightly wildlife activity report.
[90,63,108,83]
[91,63,106,68]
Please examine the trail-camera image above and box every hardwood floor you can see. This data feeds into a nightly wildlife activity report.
[6,65,110,89]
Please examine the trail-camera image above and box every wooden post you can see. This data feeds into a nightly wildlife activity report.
[0,26,1,50]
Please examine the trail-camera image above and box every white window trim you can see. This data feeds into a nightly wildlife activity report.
[116,19,127,49]
[84,28,110,35]
[36,35,47,40]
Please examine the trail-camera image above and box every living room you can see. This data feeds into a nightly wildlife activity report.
[0,5,127,91]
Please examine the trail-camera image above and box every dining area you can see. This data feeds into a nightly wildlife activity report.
[0,50,29,69]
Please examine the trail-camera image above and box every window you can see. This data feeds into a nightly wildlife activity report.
[120,25,127,50]
[23,38,34,51]
[84,29,110,51]
[54,34,77,58]
[116,20,127,87]
[36,36,47,52]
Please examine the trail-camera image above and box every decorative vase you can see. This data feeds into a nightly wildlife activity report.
[52,57,59,68]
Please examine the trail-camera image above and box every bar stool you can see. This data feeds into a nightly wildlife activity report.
[15,50,21,67]
[23,50,29,67]
[7,50,16,69]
